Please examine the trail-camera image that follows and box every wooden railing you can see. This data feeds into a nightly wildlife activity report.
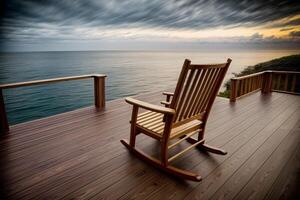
[271,71,299,94]
[230,70,299,102]
[0,74,106,133]
[230,72,264,102]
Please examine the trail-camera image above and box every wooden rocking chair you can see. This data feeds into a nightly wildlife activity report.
[121,58,232,181]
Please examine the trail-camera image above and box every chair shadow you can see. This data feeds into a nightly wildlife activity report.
[123,136,222,188]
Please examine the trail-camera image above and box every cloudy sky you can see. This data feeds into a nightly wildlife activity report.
[1,0,300,52]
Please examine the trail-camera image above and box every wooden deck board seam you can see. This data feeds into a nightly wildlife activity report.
[182,99,300,199]
[214,112,300,200]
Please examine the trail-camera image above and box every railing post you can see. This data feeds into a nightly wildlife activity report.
[230,79,238,102]
[0,89,9,134]
[94,76,106,109]
[262,71,273,94]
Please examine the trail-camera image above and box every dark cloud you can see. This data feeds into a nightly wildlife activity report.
[1,0,300,48]
[289,31,300,37]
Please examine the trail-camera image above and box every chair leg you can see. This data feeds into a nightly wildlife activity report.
[120,139,202,182]
[160,139,168,167]
[129,125,137,147]
[129,105,139,147]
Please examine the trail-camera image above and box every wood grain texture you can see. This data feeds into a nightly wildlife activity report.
[0,91,299,200]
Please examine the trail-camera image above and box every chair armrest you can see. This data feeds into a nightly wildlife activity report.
[125,97,175,115]
[160,101,171,106]
[162,92,174,102]
[162,92,174,96]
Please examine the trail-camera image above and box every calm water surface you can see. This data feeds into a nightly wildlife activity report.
[0,49,299,124]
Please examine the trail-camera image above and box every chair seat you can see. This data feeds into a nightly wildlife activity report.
[136,111,202,140]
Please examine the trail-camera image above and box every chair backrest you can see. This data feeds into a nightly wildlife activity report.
[170,59,231,126]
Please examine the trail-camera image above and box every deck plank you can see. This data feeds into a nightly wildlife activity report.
[46,92,284,198]
[264,140,300,200]
[232,118,300,200]
[183,97,299,199]
[0,91,299,200]
[129,93,299,200]
[118,93,289,200]
[211,113,300,200]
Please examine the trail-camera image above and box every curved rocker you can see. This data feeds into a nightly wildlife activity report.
[121,139,202,182]
[121,59,231,181]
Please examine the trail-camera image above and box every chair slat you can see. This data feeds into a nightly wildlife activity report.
[196,68,221,114]
[194,68,219,115]
[170,59,191,109]
[189,69,211,117]
[138,114,163,126]
[178,69,201,121]
[137,112,161,123]
[170,119,202,139]
[174,69,196,121]
[137,111,151,118]
[136,111,153,121]
[186,69,207,118]
[152,124,165,133]
[147,122,165,130]
[184,70,204,119]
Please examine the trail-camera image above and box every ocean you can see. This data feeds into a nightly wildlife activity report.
[0,49,299,124]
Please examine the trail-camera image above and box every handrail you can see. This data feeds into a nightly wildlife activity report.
[271,71,300,74]
[230,70,299,102]
[0,74,107,134]
[231,71,265,81]
[0,74,106,89]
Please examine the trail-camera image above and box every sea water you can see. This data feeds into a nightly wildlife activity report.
[0,49,298,124]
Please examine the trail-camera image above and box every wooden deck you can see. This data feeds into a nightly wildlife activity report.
[0,91,299,200]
